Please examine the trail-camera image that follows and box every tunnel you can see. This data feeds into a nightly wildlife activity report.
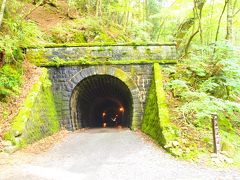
[71,75,133,128]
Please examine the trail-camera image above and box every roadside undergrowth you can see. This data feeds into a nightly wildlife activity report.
[163,43,240,167]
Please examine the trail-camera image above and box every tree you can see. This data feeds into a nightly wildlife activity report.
[226,0,233,42]
[215,0,228,43]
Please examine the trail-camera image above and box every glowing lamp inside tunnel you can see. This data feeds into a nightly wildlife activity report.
[119,107,124,112]
[72,75,132,128]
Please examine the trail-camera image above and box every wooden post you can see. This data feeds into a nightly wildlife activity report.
[212,113,221,154]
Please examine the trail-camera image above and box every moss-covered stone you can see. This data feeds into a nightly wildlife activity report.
[26,48,48,64]
[31,58,177,67]
[26,42,176,48]
[142,78,163,142]
[131,65,135,78]
[25,43,177,65]
[4,68,59,149]
[142,63,179,152]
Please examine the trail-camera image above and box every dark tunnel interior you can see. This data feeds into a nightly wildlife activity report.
[75,75,133,128]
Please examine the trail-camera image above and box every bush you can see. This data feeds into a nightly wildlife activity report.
[0,0,44,100]
[165,42,240,160]
[48,16,131,43]
[0,0,44,64]
[0,64,22,100]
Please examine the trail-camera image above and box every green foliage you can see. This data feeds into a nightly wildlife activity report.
[220,131,240,166]
[49,17,128,43]
[0,0,43,64]
[0,64,22,100]
[67,0,96,15]
[179,93,240,129]
[62,0,240,46]
[126,21,152,42]
[167,79,189,97]
[165,43,240,163]
[59,0,171,42]
[0,0,44,100]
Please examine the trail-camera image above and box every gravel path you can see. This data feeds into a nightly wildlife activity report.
[0,129,239,180]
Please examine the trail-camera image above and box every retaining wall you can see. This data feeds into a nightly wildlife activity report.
[4,68,59,149]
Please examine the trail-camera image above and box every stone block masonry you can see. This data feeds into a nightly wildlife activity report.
[1,43,178,152]
[24,43,177,131]
[4,69,60,150]
[141,63,179,153]
[48,64,153,130]
[26,43,177,64]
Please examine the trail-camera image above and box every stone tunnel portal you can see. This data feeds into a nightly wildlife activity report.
[71,75,133,129]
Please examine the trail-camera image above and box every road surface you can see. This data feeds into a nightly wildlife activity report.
[0,129,239,180]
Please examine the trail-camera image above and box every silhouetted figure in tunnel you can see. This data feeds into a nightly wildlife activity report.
[111,114,118,127]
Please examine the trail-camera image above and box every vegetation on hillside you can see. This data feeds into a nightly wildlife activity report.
[0,0,43,99]
[164,42,240,165]
[0,0,240,166]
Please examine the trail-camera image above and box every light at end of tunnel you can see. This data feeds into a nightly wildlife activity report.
[119,107,124,112]
[102,123,107,128]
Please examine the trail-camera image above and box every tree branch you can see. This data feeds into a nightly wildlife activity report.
[215,0,228,42]
[233,8,240,17]
[183,29,199,58]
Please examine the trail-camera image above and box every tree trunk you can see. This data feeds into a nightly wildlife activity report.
[124,0,131,31]
[183,0,205,57]
[215,0,228,42]
[184,30,199,58]
[0,0,7,28]
[226,0,233,42]
[96,0,99,16]
[145,0,148,21]
[208,0,215,43]
[175,18,195,49]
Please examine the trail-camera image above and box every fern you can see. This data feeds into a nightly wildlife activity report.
[0,65,22,100]
[0,0,44,64]
[167,43,240,131]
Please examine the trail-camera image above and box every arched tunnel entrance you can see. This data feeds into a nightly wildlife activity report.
[70,75,133,129]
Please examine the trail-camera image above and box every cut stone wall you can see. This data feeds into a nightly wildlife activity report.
[25,44,177,131]
[48,64,153,130]
[26,44,177,63]
[142,63,178,148]
[4,69,59,149]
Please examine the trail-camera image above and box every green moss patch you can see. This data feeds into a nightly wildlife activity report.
[4,68,59,149]
[142,63,179,153]
[29,58,177,67]
[26,42,176,49]
[25,43,177,66]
